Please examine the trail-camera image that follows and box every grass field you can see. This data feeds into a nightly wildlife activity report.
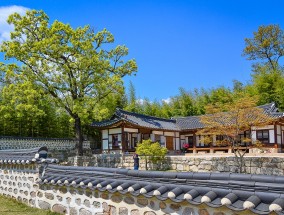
[0,195,60,215]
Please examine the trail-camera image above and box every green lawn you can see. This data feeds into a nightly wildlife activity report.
[0,195,60,215]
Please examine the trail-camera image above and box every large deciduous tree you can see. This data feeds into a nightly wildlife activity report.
[1,10,137,155]
[243,24,284,70]
[197,96,274,173]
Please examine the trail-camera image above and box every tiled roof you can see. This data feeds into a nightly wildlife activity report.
[175,102,284,130]
[175,116,204,130]
[0,146,58,164]
[39,164,284,214]
[260,102,284,118]
[92,102,284,131]
[92,108,180,131]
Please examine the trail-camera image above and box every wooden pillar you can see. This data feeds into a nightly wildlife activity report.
[121,126,125,152]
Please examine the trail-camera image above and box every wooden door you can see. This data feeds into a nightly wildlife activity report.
[166,136,174,150]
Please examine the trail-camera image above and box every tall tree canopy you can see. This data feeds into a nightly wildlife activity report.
[243,24,284,70]
[1,10,137,155]
[243,25,284,109]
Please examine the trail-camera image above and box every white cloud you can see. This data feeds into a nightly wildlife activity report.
[136,98,145,105]
[0,5,29,42]
[162,98,171,104]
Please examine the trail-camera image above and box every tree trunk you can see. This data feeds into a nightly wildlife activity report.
[74,116,84,156]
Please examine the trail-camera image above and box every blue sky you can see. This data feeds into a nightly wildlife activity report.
[0,1,284,102]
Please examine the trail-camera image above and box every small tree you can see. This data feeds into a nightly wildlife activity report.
[197,95,274,173]
[135,139,168,170]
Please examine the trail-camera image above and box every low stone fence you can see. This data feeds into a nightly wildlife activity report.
[0,148,254,215]
[0,163,252,215]
[69,154,284,175]
[0,136,90,150]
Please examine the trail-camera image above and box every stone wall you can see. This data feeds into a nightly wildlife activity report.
[0,162,253,215]
[69,154,284,175]
[0,163,39,205]
[0,136,90,150]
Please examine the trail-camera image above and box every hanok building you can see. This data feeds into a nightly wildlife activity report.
[92,102,284,153]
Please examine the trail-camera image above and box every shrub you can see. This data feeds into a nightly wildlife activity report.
[135,139,168,170]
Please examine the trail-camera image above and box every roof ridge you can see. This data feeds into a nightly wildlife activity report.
[115,108,176,123]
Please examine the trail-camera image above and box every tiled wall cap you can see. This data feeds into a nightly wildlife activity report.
[45,176,55,183]
[50,176,62,184]
[184,189,199,200]
[153,186,168,196]
[117,182,131,191]
[64,180,70,185]
[168,187,184,198]
[243,195,261,209]
[210,172,231,181]
[201,191,217,203]
[87,180,101,188]
[71,178,83,186]
[106,181,121,190]
[192,172,211,180]
[230,173,252,182]
[221,193,238,205]
[140,185,154,194]
[128,184,141,192]
[97,180,110,188]
[56,178,65,184]
[79,178,93,186]
[269,198,284,212]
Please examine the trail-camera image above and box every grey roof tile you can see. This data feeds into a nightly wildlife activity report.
[92,108,180,131]
[93,102,284,131]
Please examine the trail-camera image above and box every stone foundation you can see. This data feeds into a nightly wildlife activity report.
[69,154,284,175]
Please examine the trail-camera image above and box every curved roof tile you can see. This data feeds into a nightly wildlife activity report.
[92,102,284,131]
[38,164,284,214]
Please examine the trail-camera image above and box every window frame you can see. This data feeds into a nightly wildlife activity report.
[256,130,270,144]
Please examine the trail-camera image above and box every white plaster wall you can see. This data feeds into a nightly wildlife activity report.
[102,130,108,139]
[152,131,163,135]
[196,136,200,147]
[109,128,122,134]
[150,134,155,142]
[252,125,274,130]
[0,164,39,207]
[175,138,180,150]
[277,125,281,135]
[102,140,108,150]
[124,128,138,133]
[251,130,256,141]
[269,130,275,143]
[164,132,175,137]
